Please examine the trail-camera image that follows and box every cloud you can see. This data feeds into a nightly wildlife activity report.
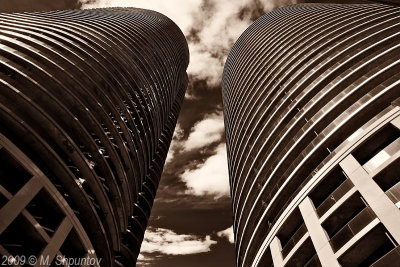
[140,227,217,255]
[187,44,224,86]
[82,0,295,87]
[185,0,261,86]
[165,124,184,164]
[181,143,230,198]
[82,0,202,33]
[163,111,224,171]
[136,253,153,266]
[182,112,224,151]
[217,226,234,244]
[0,0,83,12]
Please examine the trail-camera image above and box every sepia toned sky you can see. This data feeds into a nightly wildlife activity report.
[0,0,378,266]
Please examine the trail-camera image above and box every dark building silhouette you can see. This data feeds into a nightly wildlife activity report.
[0,8,188,266]
[223,3,400,267]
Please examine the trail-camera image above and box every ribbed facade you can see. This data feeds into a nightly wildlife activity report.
[223,4,400,267]
[0,8,188,266]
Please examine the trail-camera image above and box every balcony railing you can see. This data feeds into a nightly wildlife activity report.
[386,181,400,204]
[281,223,308,258]
[329,206,376,252]
[370,246,400,267]
[262,146,341,247]
[316,178,354,217]
[304,254,322,267]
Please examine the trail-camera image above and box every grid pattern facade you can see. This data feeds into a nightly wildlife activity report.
[223,4,400,266]
[0,8,188,266]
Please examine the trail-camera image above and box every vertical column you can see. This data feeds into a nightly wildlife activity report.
[340,154,400,243]
[270,237,284,267]
[299,197,340,267]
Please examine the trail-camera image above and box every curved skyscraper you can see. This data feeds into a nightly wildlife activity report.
[0,8,188,266]
[223,4,400,267]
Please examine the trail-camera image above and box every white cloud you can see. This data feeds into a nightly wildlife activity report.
[183,112,224,151]
[185,0,256,86]
[140,227,217,255]
[165,124,184,164]
[217,226,234,244]
[217,226,235,244]
[82,0,202,34]
[165,112,225,165]
[136,253,152,266]
[82,0,287,87]
[181,143,230,198]
[187,43,224,86]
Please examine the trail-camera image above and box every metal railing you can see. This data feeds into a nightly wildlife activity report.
[386,181,400,204]
[370,246,400,267]
[304,254,322,267]
[329,206,376,252]
[316,178,354,217]
[281,223,308,258]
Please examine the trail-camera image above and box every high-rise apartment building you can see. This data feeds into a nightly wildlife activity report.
[223,4,400,266]
[0,8,188,266]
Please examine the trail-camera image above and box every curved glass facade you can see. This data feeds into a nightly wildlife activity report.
[223,4,400,266]
[0,8,188,266]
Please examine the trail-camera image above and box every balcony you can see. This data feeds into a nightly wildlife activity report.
[386,181,400,205]
[304,254,322,267]
[316,178,354,218]
[338,224,397,266]
[330,206,376,252]
[281,223,308,258]
[283,236,317,267]
[370,246,400,267]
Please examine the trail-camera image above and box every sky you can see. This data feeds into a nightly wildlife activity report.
[0,0,383,266]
